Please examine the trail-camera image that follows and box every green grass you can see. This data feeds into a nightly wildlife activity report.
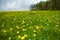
[0,11,60,40]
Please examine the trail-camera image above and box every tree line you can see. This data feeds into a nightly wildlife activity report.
[30,0,60,10]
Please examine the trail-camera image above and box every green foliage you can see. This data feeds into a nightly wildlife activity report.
[30,0,60,10]
[0,11,60,40]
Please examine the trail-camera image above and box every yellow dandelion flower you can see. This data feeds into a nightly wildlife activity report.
[33,30,36,32]
[9,37,11,40]
[18,35,21,39]
[31,22,32,24]
[17,31,19,34]
[4,30,6,33]
[16,26,20,29]
[56,25,59,27]
[10,28,13,31]
[24,34,28,37]
[35,26,39,29]
[2,24,4,27]
[47,24,49,26]
[59,30,60,31]
[2,29,6,33]
[29,26,32,29]
[27,23,29,26]
[29,39,31,40]
[33,34,36,37]
[22,29,26,31]
[22,21,25,24]
[21,36,25,40]
[12,22,14,23]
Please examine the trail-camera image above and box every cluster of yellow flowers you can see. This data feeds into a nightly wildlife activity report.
[1,12,60,40]
[17,34,28,40]
[35,26,42,30]
[1,18,59,40]
[22,21,25,24]
[16,26,20,29]
[8,32,28,40]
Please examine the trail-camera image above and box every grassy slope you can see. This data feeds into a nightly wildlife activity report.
[0,11,60,40]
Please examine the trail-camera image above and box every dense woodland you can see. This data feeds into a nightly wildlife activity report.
[30,0,60,10]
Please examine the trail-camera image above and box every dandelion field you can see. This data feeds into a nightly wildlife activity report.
[0,11,60,40]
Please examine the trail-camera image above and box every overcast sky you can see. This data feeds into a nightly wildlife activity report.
[0,0,47,11]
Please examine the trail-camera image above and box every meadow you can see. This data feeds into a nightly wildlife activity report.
[0,11,60,40]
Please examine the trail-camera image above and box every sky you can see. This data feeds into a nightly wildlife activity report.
[0,0,47,11]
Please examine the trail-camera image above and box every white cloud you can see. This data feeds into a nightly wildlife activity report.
[4,0,31,10]
[41,0,47,1]
[32,0,47,4]
[0,0,47,11]
[30,0,40,4]
[6,1,16,9]
[2,0,21,10]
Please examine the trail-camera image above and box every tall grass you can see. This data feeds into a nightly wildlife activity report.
[0,11,60,40]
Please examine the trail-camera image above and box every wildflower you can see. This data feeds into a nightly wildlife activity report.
[35,26,39,29]
[12,22,14,23]
[22,21,25,24]
[33,34,36,37]
[22,29,26,31]
[18,35,21,39]
[17,31,19,34]
[26,23,29,26]
[56,25,59,27]
[9,37,11,40]
[16,26,20,29]
[21,36,25,40]
[10,28,13,31]
[2,24,4,27]
[2,29,6,33]
[33,30,36,33]
[29,26,32,29]
[35,25,42,30]
[31,22,33,24]
[29,39,31,40]
[24,34,28,37]
[47,24,49,26]
[3,30,6,33]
